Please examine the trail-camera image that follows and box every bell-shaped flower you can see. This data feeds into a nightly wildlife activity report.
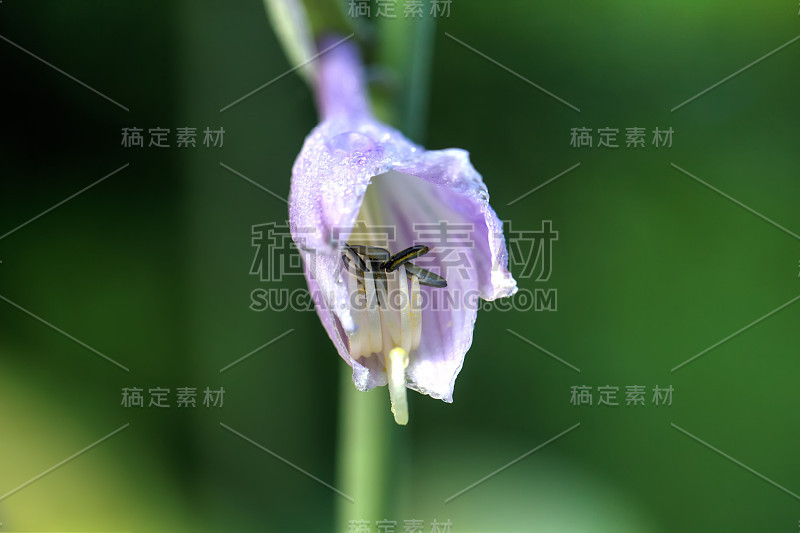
[290,37,517,424]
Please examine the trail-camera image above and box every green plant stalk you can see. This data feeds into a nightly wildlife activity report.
[335,365,394,531]
[376,1,436,142]
[335,4,436,531]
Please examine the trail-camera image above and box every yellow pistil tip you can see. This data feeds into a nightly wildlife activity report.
[387,346,409,425]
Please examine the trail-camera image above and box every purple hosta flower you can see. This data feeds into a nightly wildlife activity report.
[290,37,517,425]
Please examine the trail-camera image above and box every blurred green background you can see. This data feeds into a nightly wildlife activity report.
[1,1,798,531]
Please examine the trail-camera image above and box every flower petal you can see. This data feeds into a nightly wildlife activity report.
[290,39,516,402]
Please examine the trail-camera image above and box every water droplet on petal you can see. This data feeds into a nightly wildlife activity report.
[326,131,376,156]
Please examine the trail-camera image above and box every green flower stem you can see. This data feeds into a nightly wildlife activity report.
[337,363,408,531]
[376,2,436,142]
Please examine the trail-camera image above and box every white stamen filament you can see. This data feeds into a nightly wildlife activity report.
[395,265,412,353]
[363,268,382,354]
[387,347,409,425]
[376,272,400,345]
[346,262,365,358]
[345,258,424,425]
